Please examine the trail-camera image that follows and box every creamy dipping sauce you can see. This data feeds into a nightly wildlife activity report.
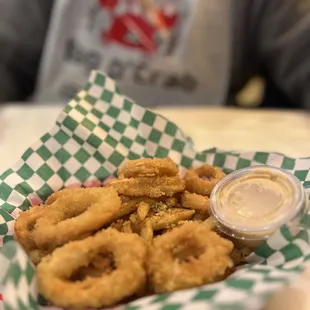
[210,166,308,249]
[219,173,294,229]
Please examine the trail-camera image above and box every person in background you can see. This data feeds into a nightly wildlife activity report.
[0,0,310,109]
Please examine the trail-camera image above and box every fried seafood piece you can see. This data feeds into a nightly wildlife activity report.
[32,187,121,250]
[185,164,225,196]
[147,222,234,293]
[203,217,216,230]
[37,228,147,309]
[140,219,154,244]
[137,201,150,221]
[150,208,195,231]
[110,219,126,231]
[121,221,133,233]
[165,196,179,208]
[119,196,179,218]
[120,196,158,216]
[181,191,210,214]
[14,205,46,252]
[120,197,141,216]
[15,206,55,265]
[127,207,194,233]
[70,254,115,281]
[117,157,178,178]
[45,188,73,205]
[29,249,52,266]
[109,176,185,198]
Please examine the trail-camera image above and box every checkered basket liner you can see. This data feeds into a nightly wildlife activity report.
[1,71,310,310]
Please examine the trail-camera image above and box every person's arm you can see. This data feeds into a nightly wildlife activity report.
[252,0,310,108]
[0,0,54,102]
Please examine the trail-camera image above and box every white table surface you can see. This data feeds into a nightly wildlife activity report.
[1,105,310,172]
[1,105,310,309]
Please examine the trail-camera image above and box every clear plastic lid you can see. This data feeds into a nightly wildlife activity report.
[209,166,308,241]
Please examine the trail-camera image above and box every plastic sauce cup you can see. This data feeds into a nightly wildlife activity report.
[209,166,309,250]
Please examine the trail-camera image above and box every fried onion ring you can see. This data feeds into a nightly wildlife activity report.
[37,228,147,309]
[45,188,72,205]
[184,164,225,196]
[147,222,233,293]
[181,191,210,214]
[117,157,178,178]
[109,176,185,197]
[32,187,121,250]
[14,205,46,252]
[69,254,115,281]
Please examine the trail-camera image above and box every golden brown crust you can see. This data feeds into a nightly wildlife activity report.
[117,157,178,178]
[37,229,147,309]
[14,205,46,252]
[150,208,195,230]
[109,176,185,197]
[185,164,225,196]
[13,158,241,308]
[33,187,121,250]
[147,222,234,293]
[181,191,210,214]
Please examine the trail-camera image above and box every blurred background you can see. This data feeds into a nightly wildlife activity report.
[2,0,310,108]
[1,0,310,168]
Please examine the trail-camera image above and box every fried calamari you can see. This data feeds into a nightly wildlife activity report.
[109,176,185,197]
[181,191,210,214]
[37,228,147,309]
[14,205,46,252]
[118,157,178,178]
[14,187,121,265]
[185,164,225,196]
[147,222,234,293]
[13,157,250,309]
[32,187,121,250]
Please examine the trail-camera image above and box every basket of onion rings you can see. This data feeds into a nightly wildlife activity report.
[1,71,310,310]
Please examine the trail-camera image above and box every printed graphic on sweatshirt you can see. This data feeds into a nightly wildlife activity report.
[97,0,180,55]
[58,0,198,101]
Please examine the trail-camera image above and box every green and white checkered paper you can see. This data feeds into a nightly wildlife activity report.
[1,71,310,310]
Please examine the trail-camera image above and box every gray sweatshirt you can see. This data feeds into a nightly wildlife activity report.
[1,0,310,108]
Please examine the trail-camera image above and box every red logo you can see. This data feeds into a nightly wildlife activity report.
[98,0,179,53]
